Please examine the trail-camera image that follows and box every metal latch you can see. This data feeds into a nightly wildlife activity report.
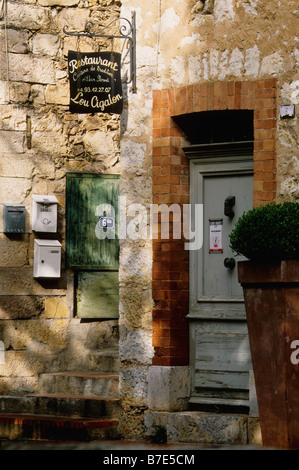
[224,196,235,218]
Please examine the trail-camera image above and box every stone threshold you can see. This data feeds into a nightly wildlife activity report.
[145,410,262,446]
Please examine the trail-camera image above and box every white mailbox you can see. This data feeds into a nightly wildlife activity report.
[33,239,62,278]
[32,195,58,232]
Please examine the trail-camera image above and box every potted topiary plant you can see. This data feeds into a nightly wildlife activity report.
[229,201,299,449]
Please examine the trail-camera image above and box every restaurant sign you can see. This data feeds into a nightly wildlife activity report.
[68,50,123,114]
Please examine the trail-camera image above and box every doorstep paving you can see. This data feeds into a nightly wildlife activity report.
[0,439,265,450]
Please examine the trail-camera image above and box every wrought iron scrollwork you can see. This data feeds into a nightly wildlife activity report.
[63,11,136,93]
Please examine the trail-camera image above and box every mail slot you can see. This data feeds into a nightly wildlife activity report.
[32,195,58,233]
[33,239,62,278]
[3,204,26,233]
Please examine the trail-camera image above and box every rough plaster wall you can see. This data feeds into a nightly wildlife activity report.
[119,0,299,438]
[148,0,298,201]
[0,0,122,395]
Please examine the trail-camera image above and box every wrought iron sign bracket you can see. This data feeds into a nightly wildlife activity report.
[63,11,137,93]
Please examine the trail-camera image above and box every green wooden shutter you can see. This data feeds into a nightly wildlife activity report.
[66,173,119,270]
[76,271,119,319]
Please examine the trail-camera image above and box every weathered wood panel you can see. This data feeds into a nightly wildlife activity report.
[76,271,119,319]
[66,173,120,270]
[190,320,252,402]
[195,370,249,390]
[195,333,251,372]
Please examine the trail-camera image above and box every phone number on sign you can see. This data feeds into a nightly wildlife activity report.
[79,86,112,94]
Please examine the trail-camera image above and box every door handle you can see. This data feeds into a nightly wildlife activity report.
[224,196,235,218]
[224,258,236,269]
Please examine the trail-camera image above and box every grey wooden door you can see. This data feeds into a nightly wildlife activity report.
[186,143,253,409]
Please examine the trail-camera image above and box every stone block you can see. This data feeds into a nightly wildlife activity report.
[119,286,153,329]
[0,349,55,377]
[0,81,9,104]
[144,410,262,445]
[0,154,34,178]
[144,410,168,438]
[38,0,79,5]
[67,318,119,351]
[119,242,152,284]
[0,295,44,320]
[119,366,148,402]
[45,83,70,105]
[0,234,29,267]
[39,371,119,397]
[10,82,31,104]
[0,377,38,395]
[83,130,117,157]
[0,131,25,154]
[0,267,67,295]
[31,156,56,179]
[0,319,69,350]
[53,8,90,34]
[245,46,260,77]
[167,412,248,444]
[44,297,70,319]
[30,111,68,155]
[31,85,46,105]
[0,29,29,54]
[260,52,284,76]
[119,327,154,364]
[7,3,51,31]
[147,366,191,411]
[0,53,55,85]
[0,105,27,131]
[32,33,60,56]
[62,318,119,372]
[0,178,32,204]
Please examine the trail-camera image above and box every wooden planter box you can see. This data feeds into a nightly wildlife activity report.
[238,260,299,449]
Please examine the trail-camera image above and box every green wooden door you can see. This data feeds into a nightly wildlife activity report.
[66,173,119,270]
[66,173,120,319]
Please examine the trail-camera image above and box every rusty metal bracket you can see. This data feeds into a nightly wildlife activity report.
[63,11,137,93]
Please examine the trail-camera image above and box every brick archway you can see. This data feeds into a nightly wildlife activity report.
[152,79,277,366]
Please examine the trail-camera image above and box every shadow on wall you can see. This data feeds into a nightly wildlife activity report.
[0,107,122,397]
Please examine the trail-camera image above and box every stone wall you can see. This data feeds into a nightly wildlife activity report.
[119,0,299,438]
[0,0,122,395]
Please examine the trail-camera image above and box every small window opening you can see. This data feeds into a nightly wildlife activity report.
[173,110,254,145]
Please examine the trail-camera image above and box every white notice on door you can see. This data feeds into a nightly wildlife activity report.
[209,220,223,253]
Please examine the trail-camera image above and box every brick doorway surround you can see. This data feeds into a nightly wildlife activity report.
[152,79,277,367]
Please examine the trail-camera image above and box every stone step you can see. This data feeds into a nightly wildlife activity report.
[0,394,121,420]
[39,372,119,398]
[69,349,120,373]
[0,367,122,442]
[144,410,261,445]
[0,414,119,442]
[0,394,122,442]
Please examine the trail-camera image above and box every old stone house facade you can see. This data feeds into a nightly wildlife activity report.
[0,0,298,444]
